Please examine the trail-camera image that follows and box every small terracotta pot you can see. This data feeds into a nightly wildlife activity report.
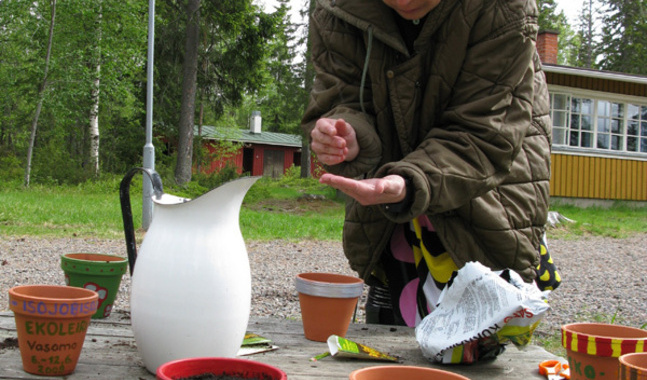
[61,253,128,319]
[562,323,647,380]
[295,272,363,342]
[8,285,98,376]
[156,357,287,380]
[349,365,471,380]
[620,352,647,380]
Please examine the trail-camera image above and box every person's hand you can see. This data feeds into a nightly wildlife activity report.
[320,173,407,206]
[310,118,359,165]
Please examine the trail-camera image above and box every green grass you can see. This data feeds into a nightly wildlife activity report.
[1,177,647,241]
[1,177,645,241]
[0,175,345,241]
[549,202,647,239]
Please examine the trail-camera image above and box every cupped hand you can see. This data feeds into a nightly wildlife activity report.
[310,118,359,165]
[319,173,407,206]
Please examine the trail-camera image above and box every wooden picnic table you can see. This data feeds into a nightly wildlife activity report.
[0,311,563,379]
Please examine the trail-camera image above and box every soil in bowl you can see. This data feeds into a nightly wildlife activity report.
[176,373,274,380]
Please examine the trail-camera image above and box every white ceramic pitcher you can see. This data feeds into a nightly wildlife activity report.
[120,168,259,373]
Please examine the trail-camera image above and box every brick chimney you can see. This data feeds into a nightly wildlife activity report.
[537,30,559,65]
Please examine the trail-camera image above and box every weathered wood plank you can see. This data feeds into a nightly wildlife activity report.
[0,312,562,380]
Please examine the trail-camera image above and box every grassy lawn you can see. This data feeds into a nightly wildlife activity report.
[1,176,645,240]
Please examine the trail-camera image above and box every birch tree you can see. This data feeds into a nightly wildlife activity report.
[24,0,56,187]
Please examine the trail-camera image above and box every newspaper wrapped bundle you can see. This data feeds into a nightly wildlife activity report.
[415,261,550,364]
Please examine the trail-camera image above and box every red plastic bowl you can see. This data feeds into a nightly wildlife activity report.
[156,357,287,380]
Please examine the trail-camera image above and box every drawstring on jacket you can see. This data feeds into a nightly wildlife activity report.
[360,25,374,115]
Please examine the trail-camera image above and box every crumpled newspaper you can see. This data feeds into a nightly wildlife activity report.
[415,261,550,364]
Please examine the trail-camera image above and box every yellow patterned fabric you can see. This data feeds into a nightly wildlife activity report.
[535,235,561,291]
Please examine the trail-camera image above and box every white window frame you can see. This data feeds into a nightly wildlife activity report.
[548,85,647,161]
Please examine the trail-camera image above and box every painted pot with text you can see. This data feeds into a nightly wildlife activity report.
[8,285,98,376]
[61,253,128,319]
[562,323,647,380]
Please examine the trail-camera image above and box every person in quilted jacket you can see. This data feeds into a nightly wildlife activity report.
[301,0,559,327]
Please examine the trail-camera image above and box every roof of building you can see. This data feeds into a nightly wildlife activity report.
[196,125,302,148]
[544,64,647,85]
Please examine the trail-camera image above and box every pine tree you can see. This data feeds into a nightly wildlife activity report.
[597,0,647,75]
[574,0,599,68]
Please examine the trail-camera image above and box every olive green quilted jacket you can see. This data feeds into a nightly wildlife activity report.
[301,0,552,282]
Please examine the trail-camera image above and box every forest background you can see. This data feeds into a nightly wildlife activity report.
[0,0,645,189]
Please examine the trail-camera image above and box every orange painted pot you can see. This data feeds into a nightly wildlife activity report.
[349,365,470,380]
[620,352,647,380]
[562,323,647,380]
[295,273,364,342]
[8,285,98,376]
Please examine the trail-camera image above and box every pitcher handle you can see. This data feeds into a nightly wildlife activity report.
[119,167,163,276]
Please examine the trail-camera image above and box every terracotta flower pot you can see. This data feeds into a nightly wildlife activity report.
[562,323,647,380]
[349,365,470,380]
[8,285,98,376]
[295,272,364,342]
[620,352,647,380]
[156,357,287,380]
[61,253,128,319]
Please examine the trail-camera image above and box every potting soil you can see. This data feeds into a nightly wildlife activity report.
[175,373,275,380]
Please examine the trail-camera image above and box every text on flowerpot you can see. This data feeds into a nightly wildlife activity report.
[18,299,97,316]
[26,340,78,353]
[24,320,88,336]
[568,355,604,379]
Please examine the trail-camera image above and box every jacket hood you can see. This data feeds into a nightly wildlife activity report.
[317,0,460,56]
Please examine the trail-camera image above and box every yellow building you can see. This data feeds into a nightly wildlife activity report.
[538,31,647,203]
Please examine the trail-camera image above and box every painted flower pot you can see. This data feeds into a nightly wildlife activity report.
[620,352,647,380]
[156,357,287,380]
[562,323,647,380]
[8,285,98,376]
[61,253,128,319]
[349,365,470,380]
[295,272,364,342]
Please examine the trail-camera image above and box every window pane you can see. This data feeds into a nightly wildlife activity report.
[611,119,623,134]
[571,98,581,113]
[629,104,640,120]
[598,134,609,149]
[570,131,580,146]
[552,110,566,128]
[552,129,566,145]
[642,121,647,136]
[642,138,647,153]
[552,94,568,110]
[598,118,609,133]
[598,101,610,117]
[571,116,580,130]
[581,132,593,147]
[628,121,639,136]
[627,136,637,152]
[582,116,592,131]
[611,135,622,150]
[581,99,593,115]
[612,103,623,118]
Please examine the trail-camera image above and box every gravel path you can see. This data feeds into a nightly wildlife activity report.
[1,234,646,340]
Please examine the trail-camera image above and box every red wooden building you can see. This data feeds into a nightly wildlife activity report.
[197,123,305,178]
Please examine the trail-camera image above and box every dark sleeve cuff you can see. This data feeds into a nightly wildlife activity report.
[382,178,413,214]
